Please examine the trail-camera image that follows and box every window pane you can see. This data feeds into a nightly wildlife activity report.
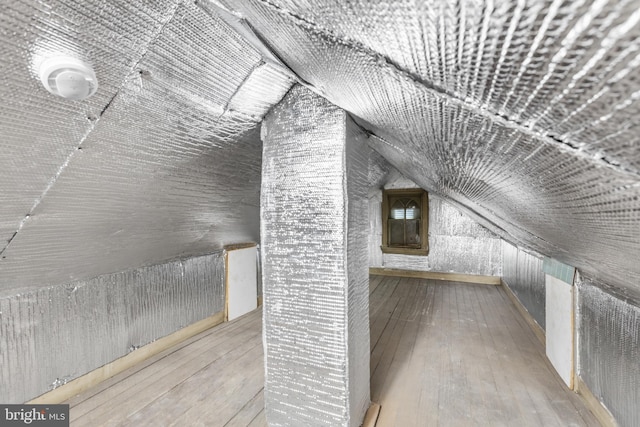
[405,220,420,245]
[405,200,420,219]
[390,200,405,219]
[389,219,405,245]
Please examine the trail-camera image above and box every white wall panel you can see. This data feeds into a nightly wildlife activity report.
[546,274,574,388]
[226,246,258,321]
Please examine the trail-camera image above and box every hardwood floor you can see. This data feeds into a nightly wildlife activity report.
[67,275,600,426]
[67,309,267,427]
[369,275,600,427]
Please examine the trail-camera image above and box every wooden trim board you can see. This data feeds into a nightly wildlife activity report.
[224,250,230,322]
[223,242,257,251]
[501,279,546,347]
[28,311,224,405]
[574,376,618,427]
[369,267,501,285]
[362,402,381,427]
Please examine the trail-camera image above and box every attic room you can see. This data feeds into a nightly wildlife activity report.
[0,0,638,426]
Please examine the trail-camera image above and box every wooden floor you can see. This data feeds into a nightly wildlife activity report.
[67,309,267,427]
[369,275,599,427]
[67,275,601,426]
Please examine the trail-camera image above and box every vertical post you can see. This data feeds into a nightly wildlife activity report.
[261,85,370,426]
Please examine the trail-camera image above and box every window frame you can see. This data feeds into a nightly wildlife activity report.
[381,188,429,256]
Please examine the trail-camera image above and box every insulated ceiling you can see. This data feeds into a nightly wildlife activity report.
[0,0,293,294]
[219,0,640,297]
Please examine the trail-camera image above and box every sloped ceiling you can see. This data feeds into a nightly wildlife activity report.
[0,0,293,294]
[2,0,639,299]
[218,0,640,297]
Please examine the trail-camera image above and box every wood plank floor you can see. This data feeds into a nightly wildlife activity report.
[67,309,267,427]
[67,275,601,426]
[369,275,600,427]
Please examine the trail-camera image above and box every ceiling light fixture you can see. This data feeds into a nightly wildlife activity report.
[39,56,98,100]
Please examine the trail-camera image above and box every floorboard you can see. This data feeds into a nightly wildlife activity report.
[67,275,601,426]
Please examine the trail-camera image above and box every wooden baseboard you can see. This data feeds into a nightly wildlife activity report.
[574,376,618,427]
[362,402,381,427]
[28,311,225,404]
[369,267,501,285]
[501,279,546,347]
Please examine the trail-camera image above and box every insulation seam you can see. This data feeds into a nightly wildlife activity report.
[0,1,183,259]
[240,0,640,178]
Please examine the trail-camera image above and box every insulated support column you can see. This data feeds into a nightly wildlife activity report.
[260,84,370,427]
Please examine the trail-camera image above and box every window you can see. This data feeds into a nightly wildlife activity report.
[381,188,429,255]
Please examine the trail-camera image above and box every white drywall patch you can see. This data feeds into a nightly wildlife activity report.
[545,274,574,388]
[226,246,258,321]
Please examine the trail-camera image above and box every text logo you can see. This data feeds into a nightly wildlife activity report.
[0,405,68,426]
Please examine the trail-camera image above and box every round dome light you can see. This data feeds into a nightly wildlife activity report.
[39,56,98,100]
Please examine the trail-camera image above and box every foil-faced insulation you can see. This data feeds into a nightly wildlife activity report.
[0,0,293,293]
[577,275,640,427]
[0,0,180,247]
[0,252,225,404]
[502,241,546,330]
[227,62,296,119]
[369,152,502,276]
[345,114,371,427]
[221,0,640,296]
[261,85,370,426]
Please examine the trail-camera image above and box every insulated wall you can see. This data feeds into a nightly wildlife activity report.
[0,252,225,404]
[368,156,502,276]
[577,276,640,427]
[502,241,546,329]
